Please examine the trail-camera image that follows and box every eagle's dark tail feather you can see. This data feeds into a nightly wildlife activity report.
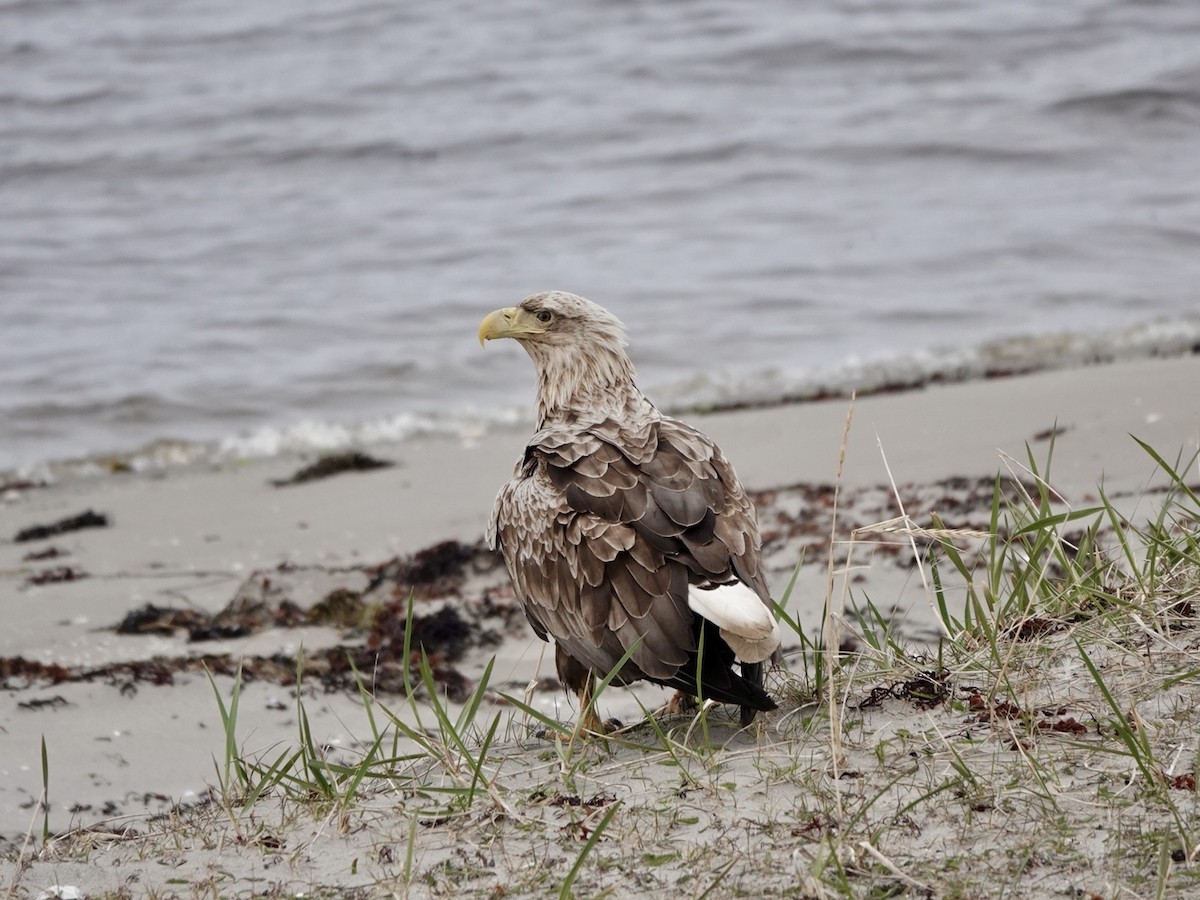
[738,661,772,727]
[656,618,776,724]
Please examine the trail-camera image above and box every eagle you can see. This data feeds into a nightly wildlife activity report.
[479,291,780,731]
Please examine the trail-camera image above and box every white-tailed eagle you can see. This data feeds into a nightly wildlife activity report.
[479,291,780,730]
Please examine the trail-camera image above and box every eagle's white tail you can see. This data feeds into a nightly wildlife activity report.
[687,583,781,664]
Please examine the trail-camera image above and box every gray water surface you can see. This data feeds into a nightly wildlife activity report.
[3,0,1199,471]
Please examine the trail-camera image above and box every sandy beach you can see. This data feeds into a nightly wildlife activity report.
[2,353,1199,897]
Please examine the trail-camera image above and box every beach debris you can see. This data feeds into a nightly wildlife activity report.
[14,509,109,542]
[17,695,69,711]
[1,476,49,494]
[21,545,69,561]
[0,656,73,688]
[116,603,241,640]
[96,603,494,701]
[88,537,519,701]
[24,566,88,586]
[964,690,1094,743]
[1037,716,1088,735]
[36,886,84,900]
[367,602,477,662]
[250,833,286,851]
[306,587,371,628]
[855,668,950,710]
[1032,423,1074,442]
[270,451,394,487]
[364,539,496,599]
[1164,772,1197,792]
[1009,616,1067,640]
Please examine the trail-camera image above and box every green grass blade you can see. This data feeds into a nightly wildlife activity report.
[1076,640,1156,781]
[497,690,574,737]
[1010,506,1106,538]
[348,655,383,743]
[240,747,305,810]
[204,661,244,795]
[296,701,334,798]
[40,735,50,842]
[466,713,503,804]
[1132,436,1200,508]
[580,638,643,730]
[455,656,496,736]
[558,800,620,899]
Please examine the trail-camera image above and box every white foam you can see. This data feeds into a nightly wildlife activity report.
[651,316,1200,412]
[213,405,530,463]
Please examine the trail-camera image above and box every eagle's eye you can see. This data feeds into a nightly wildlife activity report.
[534,309,553,324]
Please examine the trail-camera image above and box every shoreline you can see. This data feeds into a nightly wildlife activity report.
[2,353,1199,868]
[5,327,1198,486]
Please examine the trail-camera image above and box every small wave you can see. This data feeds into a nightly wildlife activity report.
[2,405,531,485]
[7,392,193,427]
[709,36,931,75]
[98,22,280,51]
[0,85,125,109]
[0,137,437,184]
[213,403,532,462]
[1048,87,1200,124]
[651,317,1200,413]
[259,140,438,166]
[815,140,1069,167]
[0,0,82,15]
[0,150,148,182]
[651,139,760,167]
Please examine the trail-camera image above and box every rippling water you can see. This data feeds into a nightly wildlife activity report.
[3,0,1199,474]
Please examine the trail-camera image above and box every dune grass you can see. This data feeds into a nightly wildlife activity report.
[6,436,1200,898]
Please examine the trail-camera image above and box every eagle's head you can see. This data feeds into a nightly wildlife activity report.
[478,291,645,425]
[478,291,628,353]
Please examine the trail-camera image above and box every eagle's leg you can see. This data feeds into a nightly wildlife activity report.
[663,690,698,716]
[555,644,605,735]
[575,675,607,734]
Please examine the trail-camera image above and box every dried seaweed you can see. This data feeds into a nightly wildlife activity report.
[14,509,109,543]
[270,451,394,487]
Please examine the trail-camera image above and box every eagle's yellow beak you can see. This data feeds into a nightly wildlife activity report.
[478,307,546,346]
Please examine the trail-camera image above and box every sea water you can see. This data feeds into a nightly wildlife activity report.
[3,0,1199,474]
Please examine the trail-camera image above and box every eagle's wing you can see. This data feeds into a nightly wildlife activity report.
[489,414,774,685]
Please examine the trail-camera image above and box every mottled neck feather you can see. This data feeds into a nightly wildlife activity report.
[523,339,655,427]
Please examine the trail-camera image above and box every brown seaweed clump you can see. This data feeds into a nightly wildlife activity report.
[270,451,394,487]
